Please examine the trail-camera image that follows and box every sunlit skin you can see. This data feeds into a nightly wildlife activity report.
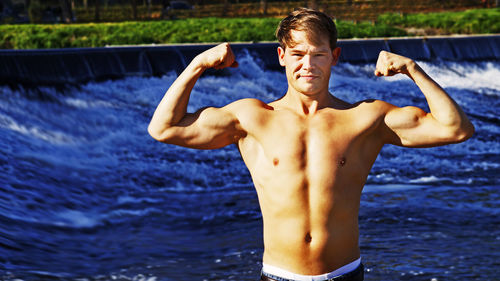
[148,30,474,275]
[278,30,341,100]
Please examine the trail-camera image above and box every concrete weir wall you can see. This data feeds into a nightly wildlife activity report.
[0,35,498,85]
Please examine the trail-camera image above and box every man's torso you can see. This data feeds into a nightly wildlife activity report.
[234,98,386,275]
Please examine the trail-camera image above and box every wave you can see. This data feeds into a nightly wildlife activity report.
[0,113,75,145]
[0,53,499,280]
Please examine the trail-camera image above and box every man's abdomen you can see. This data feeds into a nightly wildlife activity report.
[259,185,362,276]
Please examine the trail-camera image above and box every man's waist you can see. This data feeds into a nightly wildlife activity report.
[261,258,363,281]
[262,245,361,279]
[262,228,360,266]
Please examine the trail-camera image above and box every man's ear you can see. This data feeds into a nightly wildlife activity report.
[331,47,341,66]
[277,46,286,67]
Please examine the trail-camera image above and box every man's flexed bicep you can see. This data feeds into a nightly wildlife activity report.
[382,103,468,147]
[375,51,474,147]
[148,43,241,149]
[151,105,245,149]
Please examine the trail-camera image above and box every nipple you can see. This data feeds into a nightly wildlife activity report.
[273,158,279,166]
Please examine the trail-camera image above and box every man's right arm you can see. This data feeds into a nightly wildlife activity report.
[148,43,243,149]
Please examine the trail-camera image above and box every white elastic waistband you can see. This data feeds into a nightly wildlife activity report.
[262,258,361,281]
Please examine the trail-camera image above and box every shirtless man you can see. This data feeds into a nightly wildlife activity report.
[148,8,474,281]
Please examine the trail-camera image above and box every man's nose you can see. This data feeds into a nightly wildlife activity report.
[302,55,313,69]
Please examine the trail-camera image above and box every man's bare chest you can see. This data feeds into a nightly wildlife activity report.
[241,111,365,169]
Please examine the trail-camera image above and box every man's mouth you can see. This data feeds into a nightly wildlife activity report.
[298,74,318,81]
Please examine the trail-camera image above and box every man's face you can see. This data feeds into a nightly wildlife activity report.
[278,30,340,96]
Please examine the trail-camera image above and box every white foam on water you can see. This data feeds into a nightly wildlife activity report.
[408,175,442,184]
[53,210,100,228]
[422,61,500,95]
[0,113,75,145]
[64,97,117,109]
[0,208,98,229]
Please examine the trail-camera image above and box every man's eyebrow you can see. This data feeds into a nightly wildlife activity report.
[289,48,329,54]
[311,47,331,53]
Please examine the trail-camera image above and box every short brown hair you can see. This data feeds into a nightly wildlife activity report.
[276,8,337,50]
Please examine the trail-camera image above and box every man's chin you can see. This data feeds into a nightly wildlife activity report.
[298,88,321,96]
[297,84,321,94]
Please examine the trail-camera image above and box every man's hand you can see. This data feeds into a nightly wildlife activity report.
[374,51,415,77]
[195,42,239,70]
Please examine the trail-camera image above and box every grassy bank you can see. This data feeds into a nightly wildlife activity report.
[0,8,498,49]
[0,18,279,49]
[0,18,405,49]
[379,8,500,35]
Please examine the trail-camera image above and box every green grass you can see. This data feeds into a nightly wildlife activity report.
[0,8,498,49]
[378,8,500,34]
[0,18,280,49]
[0,17,407,49]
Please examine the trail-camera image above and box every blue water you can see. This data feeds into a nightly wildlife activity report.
[0,51,499,280]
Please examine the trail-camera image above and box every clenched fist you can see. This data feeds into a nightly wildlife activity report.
[194,42,239,70]
[374,50,415,77]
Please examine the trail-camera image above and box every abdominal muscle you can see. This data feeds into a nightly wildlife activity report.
[241,138,366,275]
[255,171,363,275]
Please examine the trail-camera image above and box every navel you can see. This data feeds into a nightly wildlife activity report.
[304,232,312,243]
[338,157,347,167]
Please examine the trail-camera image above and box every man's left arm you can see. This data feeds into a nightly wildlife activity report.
[375,51,475,147]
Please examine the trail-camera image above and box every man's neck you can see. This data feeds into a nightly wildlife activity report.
[282,90,334,116]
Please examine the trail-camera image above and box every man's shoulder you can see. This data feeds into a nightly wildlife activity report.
[225,98,273,112]
[352,98,388,107]
[224,98,275,129]
[342,99,396,127]
[349,99,395,113]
